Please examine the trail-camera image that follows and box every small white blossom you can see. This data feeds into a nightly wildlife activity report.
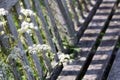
[28,44,51,53]
[20,9,35,16]
[41,44,51,51]
[20,2,23,6]
[58,52,70,62]
[0,21,6,26]
[26,29,32,34]
[18,21,38,34]
[29,23,38,30]
[0,8,8,16]
[0,31,5,35]
[21,21,28,28]
[28,46,32,50]
[33,44,36,48]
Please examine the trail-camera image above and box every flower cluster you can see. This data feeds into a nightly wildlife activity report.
[0,21,7,26]
[57,52,70,63]
[20,9,35,16]
[28,44,51,53]
[18,21,38,34]
[0,8,8,17]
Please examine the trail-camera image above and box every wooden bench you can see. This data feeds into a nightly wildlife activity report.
[58,0,119,80]
[83,3,120,80]
[0,0,120,80]
[0,0,96,80]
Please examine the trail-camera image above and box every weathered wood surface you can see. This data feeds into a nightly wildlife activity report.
[22,0,43,44]
[6,13,35,80]
[76,0,85,20]
[58,0,117,80]
[43,0,64,52]
[14,1,52,72]
[14,1,45,79]
[69,0,80,27]
[33,0,59,61]
[0,23,21,80]
[83,3,120,80]
[1,0,120,80]
[55,0,77,45]
[77,0,102,41]
[107,49,120,80]
[0,0,18,10]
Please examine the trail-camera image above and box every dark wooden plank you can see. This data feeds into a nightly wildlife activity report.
[83,4,120,80]
[0,0,18,10]
[58,0,117,80]
[107,49,120,80]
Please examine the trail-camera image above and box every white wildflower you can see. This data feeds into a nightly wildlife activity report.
[20,2,23,6]
[0,31,5,35]
[20,9,35,16]
[18,21,38,34]
[26,29,32,34]
[41,44,51,51]
[29,23,34,28]
[28,44,51,53]
[0,8,8,16]
[21,21,29,28]
[33,44,36,48]
[29,23,38,30]
[34,26,38,30]
[28,46,36,53]
[58,52,70,62]
[0,21,6,26]
[36,44,51,51]
[37,44,41,48]
[28,46,32,50]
